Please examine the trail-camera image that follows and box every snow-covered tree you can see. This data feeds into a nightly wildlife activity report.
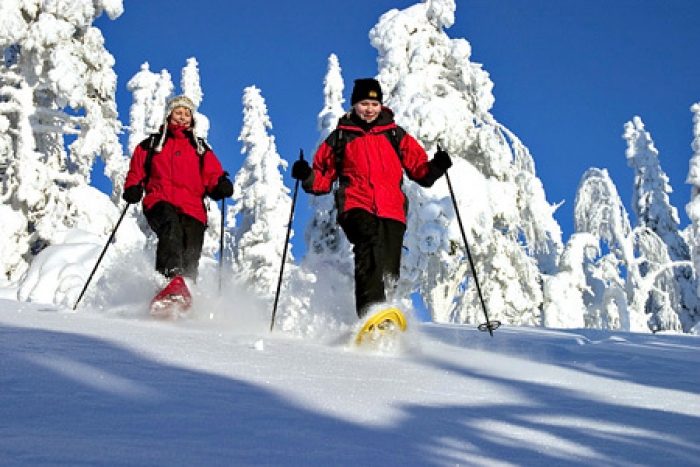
[180,57,210,139]
[0,204,28,285]
[542,233,599,328]
[181,58,203,108]
[229,85,293,301]
[0,0,126,284]
[624,116,697,331]
[314,55,345,148]
[368,0,562,325]
[573,168,649,332]
[126,63,161,155]
[686,103,700,296]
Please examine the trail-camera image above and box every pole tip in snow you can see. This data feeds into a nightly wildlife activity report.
[478,320,501,337]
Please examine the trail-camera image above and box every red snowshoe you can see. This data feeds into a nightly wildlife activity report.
[150,275,192,320]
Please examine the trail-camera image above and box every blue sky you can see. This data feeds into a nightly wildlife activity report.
[95,0,700,249]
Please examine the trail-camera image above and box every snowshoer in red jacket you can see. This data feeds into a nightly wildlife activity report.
[292,78,452,318]
[123,95,232,282]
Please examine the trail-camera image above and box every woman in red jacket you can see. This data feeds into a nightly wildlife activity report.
[122,95,232,282]
[292,78,452,318]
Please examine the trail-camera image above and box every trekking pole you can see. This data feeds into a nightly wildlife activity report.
[218,198,225,296]
[73,204,130,310]
[442,149,500,336]
[270,149,303,332]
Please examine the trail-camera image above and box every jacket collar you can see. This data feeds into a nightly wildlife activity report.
[338,107,396,134]
[167,123,191,139]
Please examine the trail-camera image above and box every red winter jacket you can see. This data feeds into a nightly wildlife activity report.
[124,125,225,224]
[303,108,443,225]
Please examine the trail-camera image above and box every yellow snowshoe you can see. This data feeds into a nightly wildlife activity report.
[355,307,407,345]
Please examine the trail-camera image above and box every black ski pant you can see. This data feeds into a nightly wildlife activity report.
[340,209,406,318]
[145,201,206,281]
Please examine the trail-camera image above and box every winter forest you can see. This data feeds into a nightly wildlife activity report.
[1,0,699,336]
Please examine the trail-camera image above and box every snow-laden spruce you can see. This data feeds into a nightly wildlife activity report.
[126,63,168,156]
[573,168,647,331]
[0,0,126,286]
[227,85,338,336]
[625,116,699,332]
[686,103,700,300]
[229,86,294,301]
[556,119,700,333]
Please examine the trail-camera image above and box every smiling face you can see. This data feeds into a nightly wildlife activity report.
[353,99,381,123]
[168,106,193,128]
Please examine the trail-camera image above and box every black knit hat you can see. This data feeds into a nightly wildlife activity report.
[351,78,383,105]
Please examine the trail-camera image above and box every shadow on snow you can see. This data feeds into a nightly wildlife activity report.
[0,322,699,466]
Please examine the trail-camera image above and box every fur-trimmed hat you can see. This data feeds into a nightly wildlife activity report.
[165,95,197,118]
[155,94,204,154]
[351,78,383,105]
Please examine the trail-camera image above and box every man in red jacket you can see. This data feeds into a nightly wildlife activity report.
[292,78,452,318]
[123,95,232,282]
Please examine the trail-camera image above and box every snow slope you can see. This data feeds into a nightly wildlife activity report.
[1,300,699,466]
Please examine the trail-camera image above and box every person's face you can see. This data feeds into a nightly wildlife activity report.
[353,100,381,123]
[168,106,193,127]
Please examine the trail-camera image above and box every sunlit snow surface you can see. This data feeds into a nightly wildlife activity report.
[1,296,699,466]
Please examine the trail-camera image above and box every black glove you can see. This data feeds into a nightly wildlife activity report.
[292,159,312,180]
[433,148,452,171]
[209,174,233,200]
[122,185,144,204]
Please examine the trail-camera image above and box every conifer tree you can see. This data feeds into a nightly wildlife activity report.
[126,65,174,154]
[573,168,649,331]
[126,63,162,155]
[542,233,599,328]
[686,103,700,295]
[229,86,294,301]
[0,0,125,283]
[624,116,697,331]
[180,57,210,138]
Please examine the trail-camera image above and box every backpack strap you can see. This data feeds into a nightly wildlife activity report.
[384,126,405,164]
[327,129,357,180]
[139,134,159,187]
